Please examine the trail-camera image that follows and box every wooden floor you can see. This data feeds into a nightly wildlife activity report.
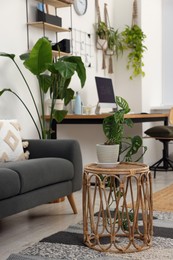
[1,170,173,260]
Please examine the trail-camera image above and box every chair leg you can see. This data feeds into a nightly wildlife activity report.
[67,193,78,214]
[150,140,173,178]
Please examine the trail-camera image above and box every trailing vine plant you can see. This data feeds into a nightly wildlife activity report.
[121,0,147,79]
[121,24,147,80]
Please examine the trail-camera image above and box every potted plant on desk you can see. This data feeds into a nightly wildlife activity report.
[96,96,147,164]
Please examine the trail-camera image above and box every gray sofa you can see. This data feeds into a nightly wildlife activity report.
[0,139,83,219]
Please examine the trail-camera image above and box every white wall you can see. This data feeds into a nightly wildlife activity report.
[0,0,164,166]
[162,0,173,105]
[141,0,163,165]
[0,1,40,138]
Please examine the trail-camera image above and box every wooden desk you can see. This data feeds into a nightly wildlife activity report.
[45,113,169,139]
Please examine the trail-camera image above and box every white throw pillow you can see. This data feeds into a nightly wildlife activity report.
[0,120,29,162]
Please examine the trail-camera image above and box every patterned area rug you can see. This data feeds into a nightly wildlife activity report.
[153,184,173,211]
[6,211,173,260]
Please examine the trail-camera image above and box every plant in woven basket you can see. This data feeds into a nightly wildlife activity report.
[121,24,147,80]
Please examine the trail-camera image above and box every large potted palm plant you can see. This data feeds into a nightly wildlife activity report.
[0,37,86,139]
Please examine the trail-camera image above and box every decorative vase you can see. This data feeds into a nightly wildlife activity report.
[96,144,119,163]
[74,92,82,114]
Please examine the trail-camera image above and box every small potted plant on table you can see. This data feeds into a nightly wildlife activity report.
[96,96,147,164]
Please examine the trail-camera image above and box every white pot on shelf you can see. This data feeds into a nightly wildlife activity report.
[45,99,64,114]
[96,144,120,163]
[54,99,64,110]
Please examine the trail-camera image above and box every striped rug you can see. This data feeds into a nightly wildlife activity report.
[7,211,173,260]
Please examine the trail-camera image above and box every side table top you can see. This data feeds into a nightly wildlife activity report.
[84,162,149,175]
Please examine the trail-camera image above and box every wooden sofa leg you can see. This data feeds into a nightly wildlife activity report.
[67,193,78,214]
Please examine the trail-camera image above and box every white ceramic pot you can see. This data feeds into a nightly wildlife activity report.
[96,144,120,163]
[54,99,64,110]
[45,99,64,114]
[96,39,108,50]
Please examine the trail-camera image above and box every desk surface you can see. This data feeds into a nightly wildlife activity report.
[60,113,169,120]
[45,113,169,124]
[46,113,169,138]
[45,113,168,120]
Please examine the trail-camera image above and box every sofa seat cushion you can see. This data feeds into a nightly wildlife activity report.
[0,169,20,200]
[0,158,74,194]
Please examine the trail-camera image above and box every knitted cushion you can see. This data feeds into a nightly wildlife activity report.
[0,120,29,162]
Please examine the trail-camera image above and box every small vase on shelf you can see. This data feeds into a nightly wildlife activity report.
[74,92,82,114]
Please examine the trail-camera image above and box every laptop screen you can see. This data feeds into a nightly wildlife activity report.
[95,77,116,108]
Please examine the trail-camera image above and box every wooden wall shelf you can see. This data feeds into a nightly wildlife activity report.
[52,50,71,57]
[28,21,70,32]
[36,0,72,8]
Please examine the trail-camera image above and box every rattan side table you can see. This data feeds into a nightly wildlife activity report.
[83,162,153,253]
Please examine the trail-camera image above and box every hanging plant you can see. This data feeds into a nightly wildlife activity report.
[96,21,109,40]
[96,21,109,51]
[121,24,147,80]
[107,27,123,57]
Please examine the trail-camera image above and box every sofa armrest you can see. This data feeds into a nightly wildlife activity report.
[27,139,83,192]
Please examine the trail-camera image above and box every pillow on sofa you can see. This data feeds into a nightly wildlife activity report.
[145,126,173,137]
[0,120,29,162]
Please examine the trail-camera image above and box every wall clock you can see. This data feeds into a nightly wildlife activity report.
[73,0,87,16]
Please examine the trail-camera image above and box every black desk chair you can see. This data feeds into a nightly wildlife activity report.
[144,108,173,178]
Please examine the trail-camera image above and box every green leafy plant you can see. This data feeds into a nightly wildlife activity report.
[102,96,147,161]
[103,96,132,145]
[96,21,109,40]
[0,37,86,139]
[107,27,123,57]
[120,135,147,162]
[121,24,147,80]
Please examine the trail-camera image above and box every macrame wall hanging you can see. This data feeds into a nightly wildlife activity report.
[104,3,114,74]
[95,0,140,75]
[132,0,138,26]
[95,0,117,74]
[95,0,108,70]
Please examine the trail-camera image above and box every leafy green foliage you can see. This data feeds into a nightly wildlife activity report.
[120,209,134,231]
[121,25,147,79]
[103,96,132,145]
[96,21,109,40]
[23,37,52,75]
[107,28,124,57]
[48,56,86,105]
[0,53,15,60]
[102,96,147,161]
[53,109,68,123]
[0,37,86,139]
[120,135,147,162]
